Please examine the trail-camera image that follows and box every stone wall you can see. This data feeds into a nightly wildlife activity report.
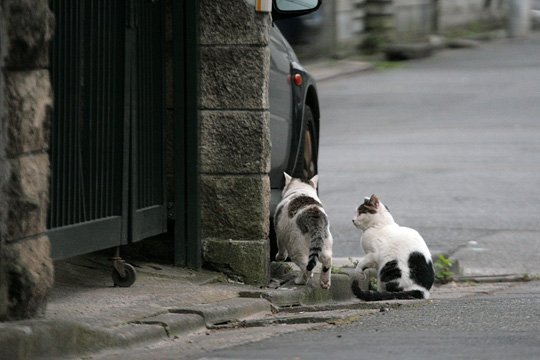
[198,0,271,285]
[0,0,54,320]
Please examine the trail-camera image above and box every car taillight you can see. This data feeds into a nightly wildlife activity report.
[293,74,303,86]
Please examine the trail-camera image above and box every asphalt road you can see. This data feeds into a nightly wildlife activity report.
[316,34,540,276]
[198,281,540,360]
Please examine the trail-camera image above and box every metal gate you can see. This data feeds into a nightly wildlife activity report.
[48,0,166,259]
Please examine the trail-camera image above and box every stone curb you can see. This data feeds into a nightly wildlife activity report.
[0,298,272,360]
[0,320,115,360]
[168,297,272,326]
[453,274,533,283]
[239,272,363,308]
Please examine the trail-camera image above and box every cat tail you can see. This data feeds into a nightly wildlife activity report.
[301,209,328,272]
[351,279,425,301]
[306,228,324,271]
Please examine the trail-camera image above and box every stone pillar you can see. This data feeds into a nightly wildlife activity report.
[507,0,531,37]
[199,0,271,285]
[0,0,54,320]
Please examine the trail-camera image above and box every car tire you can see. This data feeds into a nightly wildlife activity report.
[292,104,318,180]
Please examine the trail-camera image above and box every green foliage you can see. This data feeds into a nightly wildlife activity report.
[331,266,348,275]
[434,254,454,284]
[359,34,388,55]
[369,277,378,291]
[375,61,404,70]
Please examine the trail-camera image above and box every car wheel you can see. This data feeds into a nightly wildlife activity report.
[293,104,318,180]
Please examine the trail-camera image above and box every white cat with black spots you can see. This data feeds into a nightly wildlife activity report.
[351,194,434,301]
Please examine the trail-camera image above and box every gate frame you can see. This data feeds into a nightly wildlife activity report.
[172,0,201,269]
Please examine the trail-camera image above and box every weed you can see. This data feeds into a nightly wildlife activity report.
[375,61,404,70]
[434,254,454,284]
[369,276,378,291]
[330,266,348,275]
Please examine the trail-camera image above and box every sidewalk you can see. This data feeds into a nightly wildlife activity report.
[0,254,364,360]
[0,254,362,360]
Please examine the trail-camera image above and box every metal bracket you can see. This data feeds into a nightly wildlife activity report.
[111,248,126,277]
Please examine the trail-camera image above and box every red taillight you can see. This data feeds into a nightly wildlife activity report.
[293,73,303,86]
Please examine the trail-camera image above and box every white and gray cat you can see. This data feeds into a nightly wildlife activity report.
[351,194,434,300]
[274,173,333,289]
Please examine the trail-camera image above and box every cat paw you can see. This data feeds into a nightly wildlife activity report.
[320,281,331,289]
[275,252,287,262]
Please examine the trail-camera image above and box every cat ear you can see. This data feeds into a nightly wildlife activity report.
[284,172,292,186]
[369,194,380,207]
[309,174,319,189]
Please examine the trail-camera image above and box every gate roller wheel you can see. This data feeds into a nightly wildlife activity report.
[112,263,137,287]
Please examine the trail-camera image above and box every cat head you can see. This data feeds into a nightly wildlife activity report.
[352,194,394,230]
[282,172,319,196]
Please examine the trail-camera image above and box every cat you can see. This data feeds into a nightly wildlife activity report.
[274,173,333,289]
[351,194,434,300]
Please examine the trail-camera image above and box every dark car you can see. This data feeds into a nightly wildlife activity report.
[269,0,322,215]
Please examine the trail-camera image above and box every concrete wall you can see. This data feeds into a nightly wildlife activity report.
[439,0,504,31]
[376,0,505,39]
[198,0,271,285]
[0,0,54,320]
